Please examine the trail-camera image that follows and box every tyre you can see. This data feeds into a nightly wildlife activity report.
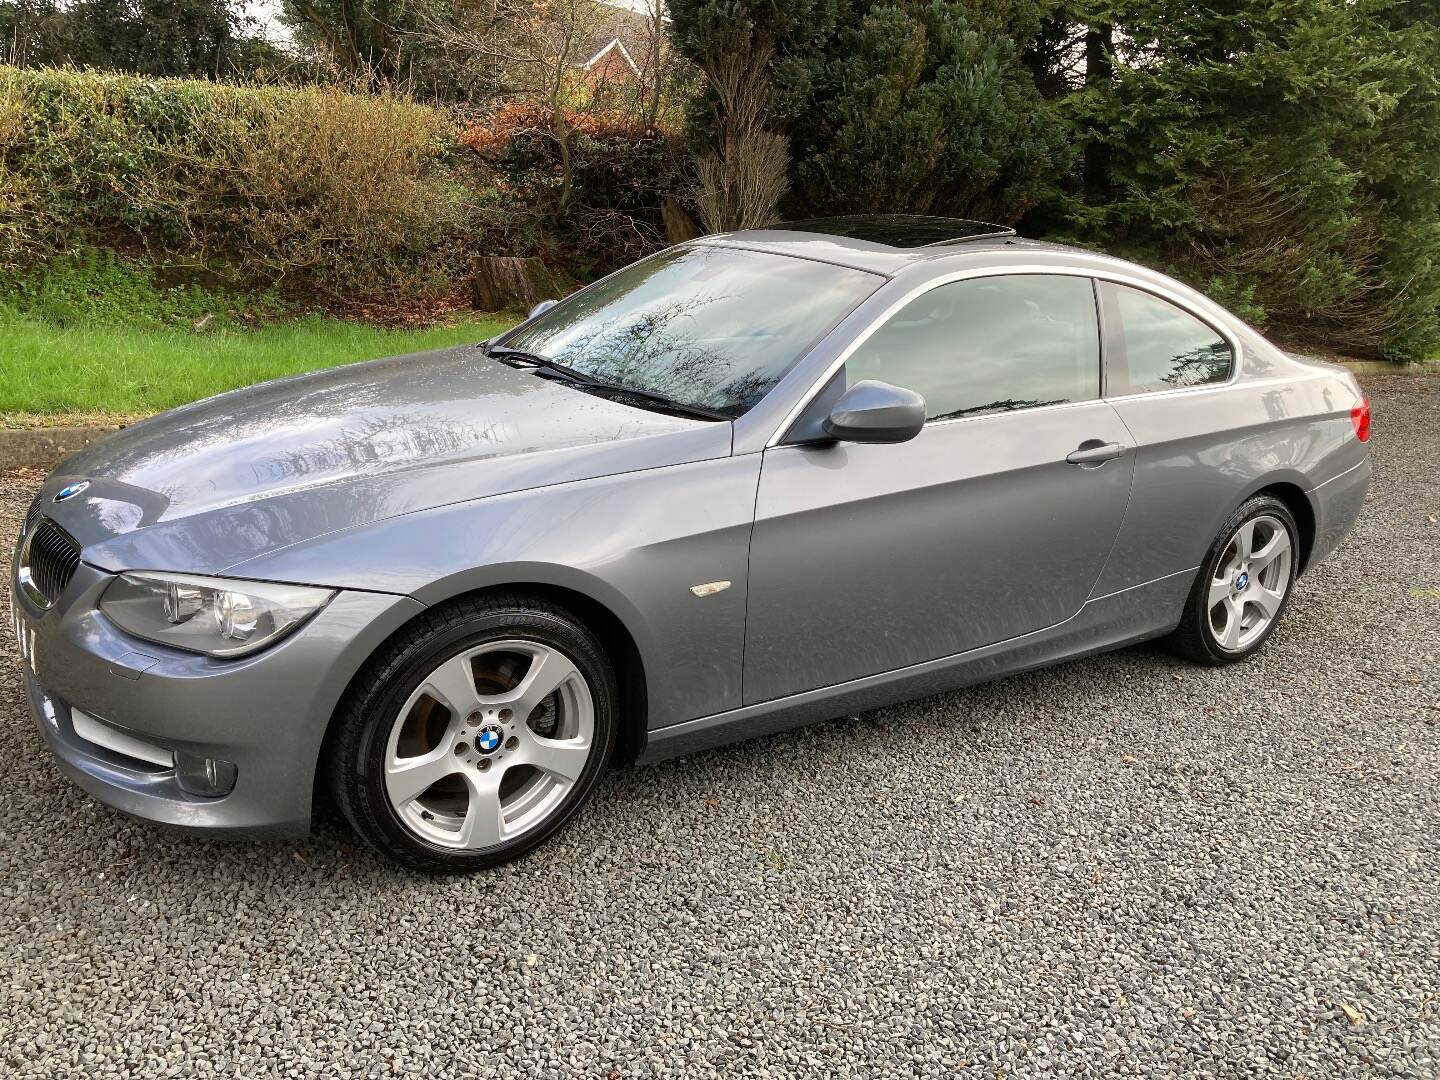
[328,593,618,873]
[1167,494,1299,667]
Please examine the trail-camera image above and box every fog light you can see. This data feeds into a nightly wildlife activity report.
[174,752,237,797]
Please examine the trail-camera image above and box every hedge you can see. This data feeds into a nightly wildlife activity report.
[0,66,474,298]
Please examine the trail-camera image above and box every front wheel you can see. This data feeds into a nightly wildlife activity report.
[1167,494,1299,666]
[328,594,618,873]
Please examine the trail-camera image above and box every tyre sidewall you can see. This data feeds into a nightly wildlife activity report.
[1188,496,1300,665]
[347,606,617,872]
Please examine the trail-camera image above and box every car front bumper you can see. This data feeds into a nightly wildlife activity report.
[15,560,425,838]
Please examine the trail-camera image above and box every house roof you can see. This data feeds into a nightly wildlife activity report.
[579,2,653,74]
[583,38,640,76]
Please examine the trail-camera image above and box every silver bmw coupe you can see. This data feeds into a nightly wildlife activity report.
[12,217,1371,871]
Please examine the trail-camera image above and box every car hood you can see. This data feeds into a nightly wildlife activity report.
[41,345,731,576]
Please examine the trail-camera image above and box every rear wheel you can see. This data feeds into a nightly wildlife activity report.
[1168,494,1298,666]
[329,594,617,873]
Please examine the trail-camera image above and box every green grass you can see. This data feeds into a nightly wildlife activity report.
[0,313,517,426]
[0,249,287,329]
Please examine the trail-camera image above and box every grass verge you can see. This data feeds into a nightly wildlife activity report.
[0,313,517,428]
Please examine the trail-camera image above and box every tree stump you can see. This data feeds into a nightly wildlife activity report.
[468,256,559,312]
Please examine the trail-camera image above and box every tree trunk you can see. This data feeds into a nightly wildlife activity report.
[468,256,557,312]
[662,197,701,243]
[1084,23,1114,196]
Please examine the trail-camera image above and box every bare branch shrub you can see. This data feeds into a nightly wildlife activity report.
[694,132,787,233]
[688,40,787,232]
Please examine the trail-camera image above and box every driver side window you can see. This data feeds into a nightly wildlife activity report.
[845,274,1101,421]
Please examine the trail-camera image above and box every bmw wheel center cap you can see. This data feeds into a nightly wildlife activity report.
[1235,571,1250,591]
[54,480,89,502]
[476,725,505,754]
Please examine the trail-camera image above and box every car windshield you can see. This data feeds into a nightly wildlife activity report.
[497,245,881,418]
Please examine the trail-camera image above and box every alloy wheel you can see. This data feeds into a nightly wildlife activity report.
[382,639,595,849]
[1206,513,1293,653]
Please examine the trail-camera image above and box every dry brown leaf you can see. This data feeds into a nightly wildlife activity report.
[1339,1001,1364,1024]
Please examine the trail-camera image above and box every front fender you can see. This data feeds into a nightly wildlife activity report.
[223,455,763,729]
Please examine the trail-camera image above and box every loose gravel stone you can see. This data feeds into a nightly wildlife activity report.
[1,373,1436,1078]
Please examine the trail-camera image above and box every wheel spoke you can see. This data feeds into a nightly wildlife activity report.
[385,745,459,805]
[421,654,484,717]
[1208,575,1232,609]
[1249,584,1285,620]
[526,735,591,782]
[1250,529,1290,575]
[484,646,579,717]
[1220,595,1245,650]
[457,775,504,849]
[1234,520,1257,561]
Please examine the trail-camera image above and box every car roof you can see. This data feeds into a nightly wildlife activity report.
[693,220,1251,340]
[696,218,1105,276]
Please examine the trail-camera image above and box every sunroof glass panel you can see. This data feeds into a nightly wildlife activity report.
[776,215,1014,248]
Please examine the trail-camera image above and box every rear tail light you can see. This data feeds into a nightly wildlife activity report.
[1350,398,1371,442]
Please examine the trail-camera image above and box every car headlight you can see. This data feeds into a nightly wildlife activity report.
[99,572,334,658]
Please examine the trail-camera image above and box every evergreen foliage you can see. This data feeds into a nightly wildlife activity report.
[670,0,1440,359]
[1062,0,1440,358]
[778,0,1073,221]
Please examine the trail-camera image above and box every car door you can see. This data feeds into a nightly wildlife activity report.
[1087,279,1245,596]
[743,272,1135,705]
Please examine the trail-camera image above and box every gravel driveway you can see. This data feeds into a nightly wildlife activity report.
[2,372,1437,1079]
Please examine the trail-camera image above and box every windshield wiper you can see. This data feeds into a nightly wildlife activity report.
[485,345,599,386]
[586,384,733,422]
[486,344,731,422]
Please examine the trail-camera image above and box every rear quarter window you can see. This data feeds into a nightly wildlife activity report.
[1102,282,1234,395]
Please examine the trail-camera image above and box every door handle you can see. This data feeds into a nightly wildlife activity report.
[1066,441,1126,465]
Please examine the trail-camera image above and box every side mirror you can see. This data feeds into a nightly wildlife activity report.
[527,299,559,321]
[822,380,926,444]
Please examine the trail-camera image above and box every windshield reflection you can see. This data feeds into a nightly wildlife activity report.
[501,246,881,417]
